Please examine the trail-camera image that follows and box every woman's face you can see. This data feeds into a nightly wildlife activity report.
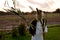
[42,12,45,19]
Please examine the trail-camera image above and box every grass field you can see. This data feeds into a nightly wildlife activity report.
[0,25,60,40]
[45,26,60,40]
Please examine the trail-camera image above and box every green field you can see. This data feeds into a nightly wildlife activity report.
[0,25,60,40]
[45,26,60,40]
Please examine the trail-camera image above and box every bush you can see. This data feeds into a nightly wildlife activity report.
[12,27,18,38]
[0,31,5,40]
[18,23,26,36]
[0,32,2,39]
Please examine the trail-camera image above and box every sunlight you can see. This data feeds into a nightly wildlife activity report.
[33,0,46,3]
[0,0,60,12]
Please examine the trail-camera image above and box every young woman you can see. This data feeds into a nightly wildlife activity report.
[29,8,47,40]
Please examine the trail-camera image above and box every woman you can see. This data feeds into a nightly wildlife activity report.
[30,8,47,40]
[31,20,43,40]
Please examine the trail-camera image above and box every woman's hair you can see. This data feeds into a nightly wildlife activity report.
[29,19,37,36]
[36,8,42,22]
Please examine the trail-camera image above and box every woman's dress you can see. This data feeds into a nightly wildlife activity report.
[31,21,43,40]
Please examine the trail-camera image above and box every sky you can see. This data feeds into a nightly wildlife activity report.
[0,0,60,12]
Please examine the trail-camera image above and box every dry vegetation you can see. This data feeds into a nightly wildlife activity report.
[0,14,36,31]
[0,13,60,26]
[46,13,60,25]
[0,13,60,31]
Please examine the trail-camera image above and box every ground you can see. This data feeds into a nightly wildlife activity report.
[45,26,60,40]
[0,25,60,40]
